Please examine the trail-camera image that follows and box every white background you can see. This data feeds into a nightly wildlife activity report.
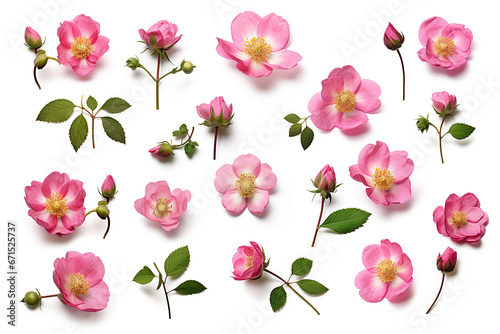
[1,0,498,333]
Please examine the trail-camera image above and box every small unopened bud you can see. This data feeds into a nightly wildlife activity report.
[181,60,195,74]
[34,52,48,69]
[100,175,117,199]
[126,57,140,70]
[96,205,109,219]
[22,291,40,308]
[25,27,43,49]
[416,115,430,133]
[149,143,173,159]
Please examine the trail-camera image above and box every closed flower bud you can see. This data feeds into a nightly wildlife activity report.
[436,247,457,273]
[432,91,458,116]
[25,27,43,49]
[384,23,404,50]
[149,143,173,159]
[126,57,140,70]
[22,291,40,308]
[416,115,430,133]
[34,52,48,69]
[181,60,195,74]
[96,204,109,219]
[101,175,117,198]
[314,165,337,194]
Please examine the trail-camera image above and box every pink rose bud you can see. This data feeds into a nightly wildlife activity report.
[436,247,457,273]
[25,27,43,49]
[232,242,264,280]
[197,96,234,127]
[149,143,173,159]
[314,164,337,193]
[384,23,404,50]
[101,175,117,198]
[432,91,458,115]
[139,20,182,50]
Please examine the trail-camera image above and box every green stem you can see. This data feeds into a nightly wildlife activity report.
[85,208,97,218]
[311,197,325,247]
[153,262,171,319]
[47,56,60,64]
[438,116,447,164]
[426,272,445,314]
[33,66,41,90]
[102,216,111,239]
[158,67,180,81]
[263,268,320,315]
[213,126,219,160]
[138,64,156,81]
[396,48,405,101]
[39,294,59,299]
[91,116,96,148]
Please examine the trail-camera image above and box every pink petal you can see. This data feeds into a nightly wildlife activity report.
[65,180,85,210]
[72,58,97,76]
[308,93,341,131]
[335,109,368,130]
[263,49,301,70]
[320,76,344,103]
[72,14,99,43]
[355,270,388,303]
[395,253,413,282]
[366,187,390,206]
[361,244,390,269]
[348,164,371,187]
[385,276,412,300]
[256,13,290,51]
[433,206,447,236]
[357,141,390,177]
[87,36,110,63]
[216,38,251,65]
[457,221,482,238]
[388,151,414,183]
[232,154,262,177]
[448,24,472,52]
[221,189,247,215]
[236,61,273,77]
[57,21,80,48]
[145,181,170,199]
[41,172,69,198]
[338,65,362,92]
[60,208,85,231]
[57,45,80,67]
[154,183,174,200]
[246,189,269,214]
[464,207,485,223]
[196,103,212,121]
[444,194,462,218]
[231,11,261,50]
[78,280,110,311]
[354,79,381,113]
[445,52,468,70]
[215,164,238,194]
[460,192,479,209]
[384,179,412,205]
[28,210,57,232]
[24,181,46,211]
[418,16,449,46]
[254,163,277,190]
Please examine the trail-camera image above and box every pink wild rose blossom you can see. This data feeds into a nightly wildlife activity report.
[309,65,381,131]
[215,154,277,215]
[349,141,414,206]
[433,193,488,244]
[53,251,110,312]
[134,181,191,231]
[355,239,413,302]
[216,11,302,77]
[432,91,457,115]
[417,16,472,70]
[197,96,233,124]
[139,20,182,50]
[232,242,264,280]
[57,14,110,76]
[24,172,86,236]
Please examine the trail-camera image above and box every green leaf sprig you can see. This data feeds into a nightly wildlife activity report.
[152,124,199,160]
[36,96,131,152]
[284,113,314,150]
[133,246,206,319]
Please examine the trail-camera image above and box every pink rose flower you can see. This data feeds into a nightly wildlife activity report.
[232,242,264,280]
[432,91,457,115]
[24,172,86,236]
[349,141,414,206]
[417,16,473,70]
[436,247,457,273]
[134,181,191,231]
[308,65,381,131]
[314,164,337,193]
[57,14,110,76]
[216,11,302,77]
[53,251,110,312]
[355,239,413,302]
[433,193,488,244]
[383,23,404,50]
[100,175,116,198]
[197,96,233,124]
[25,27,43,49]
[139,20,182,50]
[214,154,277,215]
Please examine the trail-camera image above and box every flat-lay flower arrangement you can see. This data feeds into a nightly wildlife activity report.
[12,3,492,333]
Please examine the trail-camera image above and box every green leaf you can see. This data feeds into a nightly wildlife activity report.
[270,286,287,312]
[101,116,126,144]
[289,123,302,137]
[172,130,182,137]
[319,208,371,234]
[36,99,76,123]
[284,113,301,124]
[133,266,156,284]
[173,280,207,295]
[156,272,163,291]
[100,97,131,114]
[291,258,313,276]
[164,246,190,278]
[179,124,188,135]
[86,96,98,111]
[184,143,195,156]
[296,279,328,295]
[300,126,314,150]
[69,114,88,152]
[190,141,199,147]
[448,123,475,140]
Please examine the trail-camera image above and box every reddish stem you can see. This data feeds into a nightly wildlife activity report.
[311,197,325,247]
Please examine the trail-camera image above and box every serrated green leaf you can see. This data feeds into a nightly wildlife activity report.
[172,130,182,137]
[289,123,302,137]
[36,99,76,123]
[301,126,314,150]
[448,123,475,140]
[291,258,313,276]
[101,116,126,144]
[296,279,328,295]
[69,114,88,152]
[133,266,156,284]
[86,96,98,111]
[184,143,195,156]
[284,114,301,123]
[164,246,190,278]
[100,97,131,114]
[173,280,207,295]
[156,272,163,290]
[179,124,188,135]
[270,286,287,312]
[319,208,371,234]
[190,141,199,147]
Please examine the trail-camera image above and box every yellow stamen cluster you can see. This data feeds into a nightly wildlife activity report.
[69,273,90,297]
[71,36,93,59]
[434,36,455,57]
[245,256,253,269]
[372,168,395,191]
[243,37,272,63]
[45,193,68,218]
[152,198,172,218]
[451,211,468,228]
[235,173,256,198]
[376,259,398,283]
[334,90,357,113]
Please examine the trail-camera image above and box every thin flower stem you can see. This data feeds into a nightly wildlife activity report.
[396,49,405,101]
[156,53,161,110]
[158,67,180,81]
[33,66,41,90]
[138,64,156,82]
[213,126,219,160]
[85,208,97,218]
[426,272,445,314]
[311,197,325,247]
[153,262,171,319]
[39,294,59,299]
[438,116,447,164]
[91,116,96,148]
[102,216,111,239]
[263,268,320,315]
